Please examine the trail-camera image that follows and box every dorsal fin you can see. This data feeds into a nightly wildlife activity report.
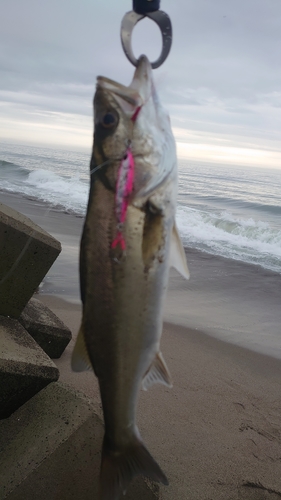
[71,325,92,372]
[170,223,190,279]
[142,352,173,391]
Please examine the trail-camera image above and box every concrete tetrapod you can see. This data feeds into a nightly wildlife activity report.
[0,202,61,318]
[0,316,59,418]
[0,383,161,500]
[19,297,72,358]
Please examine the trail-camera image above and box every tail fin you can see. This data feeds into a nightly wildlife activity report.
[99,433,168,500]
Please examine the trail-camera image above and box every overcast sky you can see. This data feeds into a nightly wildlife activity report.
[1,0,281,168]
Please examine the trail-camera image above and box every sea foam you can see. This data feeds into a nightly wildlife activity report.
[0,164,89,215]
[25,169,89,214]
[176,206,281,273]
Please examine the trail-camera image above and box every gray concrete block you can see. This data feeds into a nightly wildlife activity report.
[19,297,72,359]
[0,316,59,419]
[0,383,160,500]
[0,202,61,318]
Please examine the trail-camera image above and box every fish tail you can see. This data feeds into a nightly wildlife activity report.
[99,432,168,500]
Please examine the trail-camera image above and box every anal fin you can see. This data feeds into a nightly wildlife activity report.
[142,352,173,391]
[71,325,92,372]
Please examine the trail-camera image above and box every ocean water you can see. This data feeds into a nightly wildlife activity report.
[1,142,281,274]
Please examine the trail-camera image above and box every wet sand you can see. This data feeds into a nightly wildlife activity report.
[1,191,281,499]
[2,191,281,358]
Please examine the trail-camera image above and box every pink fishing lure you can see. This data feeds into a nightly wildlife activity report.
[111,148,135,250]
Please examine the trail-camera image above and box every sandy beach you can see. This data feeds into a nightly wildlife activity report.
[2,191,281,499]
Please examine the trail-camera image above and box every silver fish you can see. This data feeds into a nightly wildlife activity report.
[72,55,189,500]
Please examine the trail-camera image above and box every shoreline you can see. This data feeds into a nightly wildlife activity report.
[1,190,281,359]
[41,293,281,391]
[2,190,281,498]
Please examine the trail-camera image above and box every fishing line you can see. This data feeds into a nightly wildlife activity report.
[90,159,113,176]
[90,147,132,176]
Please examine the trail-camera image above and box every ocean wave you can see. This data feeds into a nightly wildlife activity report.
[180,195,281,217]
[178,161,281,219]
[0,166,88,214]
[0,160,30,177]
[0,160,14,167]
[23,169,89,214]
[176,206,281,273]
[1,146,281,274]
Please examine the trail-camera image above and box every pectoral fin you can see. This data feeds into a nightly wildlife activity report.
[170,223,190,279]
[142,352,173,391]
[71,325,92,372]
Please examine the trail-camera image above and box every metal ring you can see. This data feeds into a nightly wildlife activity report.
[120,10,172,69]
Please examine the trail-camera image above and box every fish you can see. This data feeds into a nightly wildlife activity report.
[71,55,189,500]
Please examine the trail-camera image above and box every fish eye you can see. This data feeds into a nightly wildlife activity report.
[101,112,116,128]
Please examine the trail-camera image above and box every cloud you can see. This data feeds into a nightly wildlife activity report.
[0,105,93,150]
[0,0,280,167]
[173,127,281,169]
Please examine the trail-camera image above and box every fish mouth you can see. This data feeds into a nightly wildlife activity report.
[129,55,154,100]
[96,77,140,107]
[97,55,153,111]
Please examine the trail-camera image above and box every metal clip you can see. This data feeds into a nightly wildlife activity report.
[120,10,172,69]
